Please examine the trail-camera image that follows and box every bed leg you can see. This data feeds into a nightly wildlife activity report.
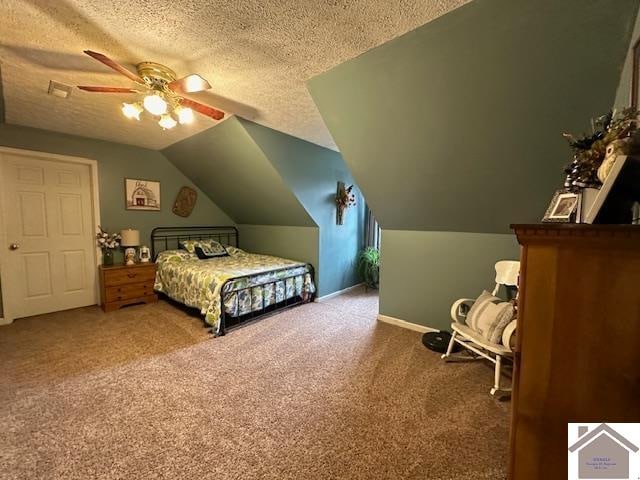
[215,313,226,337]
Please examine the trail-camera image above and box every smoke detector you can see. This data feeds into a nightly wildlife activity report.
[48,81,72,98]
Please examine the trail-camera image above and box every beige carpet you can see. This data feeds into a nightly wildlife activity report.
[0,288,509,479]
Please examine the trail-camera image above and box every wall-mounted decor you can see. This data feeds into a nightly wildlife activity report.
[335,181,356,225]
[125,178,160,211]
[172,186,197,217]
[632,39,640,110]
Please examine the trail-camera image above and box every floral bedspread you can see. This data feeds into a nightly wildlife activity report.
[154,249,315,331]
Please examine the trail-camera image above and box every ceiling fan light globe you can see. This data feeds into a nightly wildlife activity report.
[143,94,168,116]
[182,74,210,93]
[121,102,143,120]
[176,106,194,124]
[158,114,177,129]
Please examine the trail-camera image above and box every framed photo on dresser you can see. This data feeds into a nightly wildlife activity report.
[542,190,581,223]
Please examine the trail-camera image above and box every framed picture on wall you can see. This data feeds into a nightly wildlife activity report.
[125,178,161,211]
[632,38,640,109]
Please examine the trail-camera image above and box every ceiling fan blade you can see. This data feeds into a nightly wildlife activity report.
[168,74,212,94]
[77,85,139,93]
[180,97,225,120]
[83,50,144,84]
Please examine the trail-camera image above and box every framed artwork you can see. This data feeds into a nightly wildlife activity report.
[632,39,640,110]
[125,178,160,211]
[542,190,581,223]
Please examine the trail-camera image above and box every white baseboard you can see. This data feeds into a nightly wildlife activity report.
[315,283,365,302]
[377,314,439,333]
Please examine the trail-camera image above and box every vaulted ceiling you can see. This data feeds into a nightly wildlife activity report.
[0,0,469,150]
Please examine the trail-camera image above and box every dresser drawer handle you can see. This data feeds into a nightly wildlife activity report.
[127,273,136,278]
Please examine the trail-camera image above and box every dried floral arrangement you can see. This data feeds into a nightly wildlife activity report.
[336,184,357,209]
[96,226,121,250]
[562,108,639,190]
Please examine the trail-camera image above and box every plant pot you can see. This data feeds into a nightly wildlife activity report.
[365,265,379,289]
[102,249,114,266]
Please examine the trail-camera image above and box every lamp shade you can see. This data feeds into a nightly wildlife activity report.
[120,229,140,247]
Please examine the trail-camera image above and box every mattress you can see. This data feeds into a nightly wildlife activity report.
[153,248,315,330]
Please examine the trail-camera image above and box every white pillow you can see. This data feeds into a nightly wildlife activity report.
[466,290,515,344]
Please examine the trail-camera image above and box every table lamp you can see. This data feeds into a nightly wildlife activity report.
[120,229,140,265]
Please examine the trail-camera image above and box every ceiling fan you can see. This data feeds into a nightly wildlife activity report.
[77,50,225,129]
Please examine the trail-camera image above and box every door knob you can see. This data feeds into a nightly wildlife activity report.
[9,243,19,250]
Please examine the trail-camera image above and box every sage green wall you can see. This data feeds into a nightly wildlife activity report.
[238,225,319,272]
[379,230,519,330]
[308,0,638,233]
[614,8,640,109]
[162,117,314,227]
[240,119,365,297]
[0,123,233,261]
[308,0,637,329]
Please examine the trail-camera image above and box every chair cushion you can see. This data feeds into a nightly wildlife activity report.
[451,323,513,356]
[466,290,515,344]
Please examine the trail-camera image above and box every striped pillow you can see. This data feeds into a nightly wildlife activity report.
[466,290,515,344]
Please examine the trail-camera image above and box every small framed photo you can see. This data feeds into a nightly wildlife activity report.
[125,178,160,211]
[542,190,581,223]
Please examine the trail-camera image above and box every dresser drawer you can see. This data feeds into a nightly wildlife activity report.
[103,267,156,286]
[105,281,155,302]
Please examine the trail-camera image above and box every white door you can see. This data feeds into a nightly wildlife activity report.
[0,152,97,319]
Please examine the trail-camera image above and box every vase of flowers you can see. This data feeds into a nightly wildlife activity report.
[336,182,356,225]
[96,227,121,266]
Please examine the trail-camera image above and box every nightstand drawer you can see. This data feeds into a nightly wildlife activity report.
[103,267,156,286]
[105,281,155,302]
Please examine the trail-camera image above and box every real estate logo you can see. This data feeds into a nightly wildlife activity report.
[568,423,640,479]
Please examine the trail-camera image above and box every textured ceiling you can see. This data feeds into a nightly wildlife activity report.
[0,0,469,150]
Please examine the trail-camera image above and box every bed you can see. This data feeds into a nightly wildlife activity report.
[151,226,315,336]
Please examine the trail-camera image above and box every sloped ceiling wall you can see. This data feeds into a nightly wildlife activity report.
[308,0,639,233]
[162,116,364,296]
[162,117,315,226]
[240,119,365,296]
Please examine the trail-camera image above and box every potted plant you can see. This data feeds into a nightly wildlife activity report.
[358,247,380,289]
[96,227,121,266]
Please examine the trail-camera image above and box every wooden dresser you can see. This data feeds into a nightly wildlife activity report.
[99,262,158,312]
[509,224,640,479]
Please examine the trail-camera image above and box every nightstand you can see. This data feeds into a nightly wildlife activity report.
[99,262,158,312]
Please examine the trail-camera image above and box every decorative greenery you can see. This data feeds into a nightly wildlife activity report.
[562,108,639,190]
[96,226,121,251]
[358,247,380,289]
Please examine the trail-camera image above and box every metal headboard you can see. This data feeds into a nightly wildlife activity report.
[151,226,239,259]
